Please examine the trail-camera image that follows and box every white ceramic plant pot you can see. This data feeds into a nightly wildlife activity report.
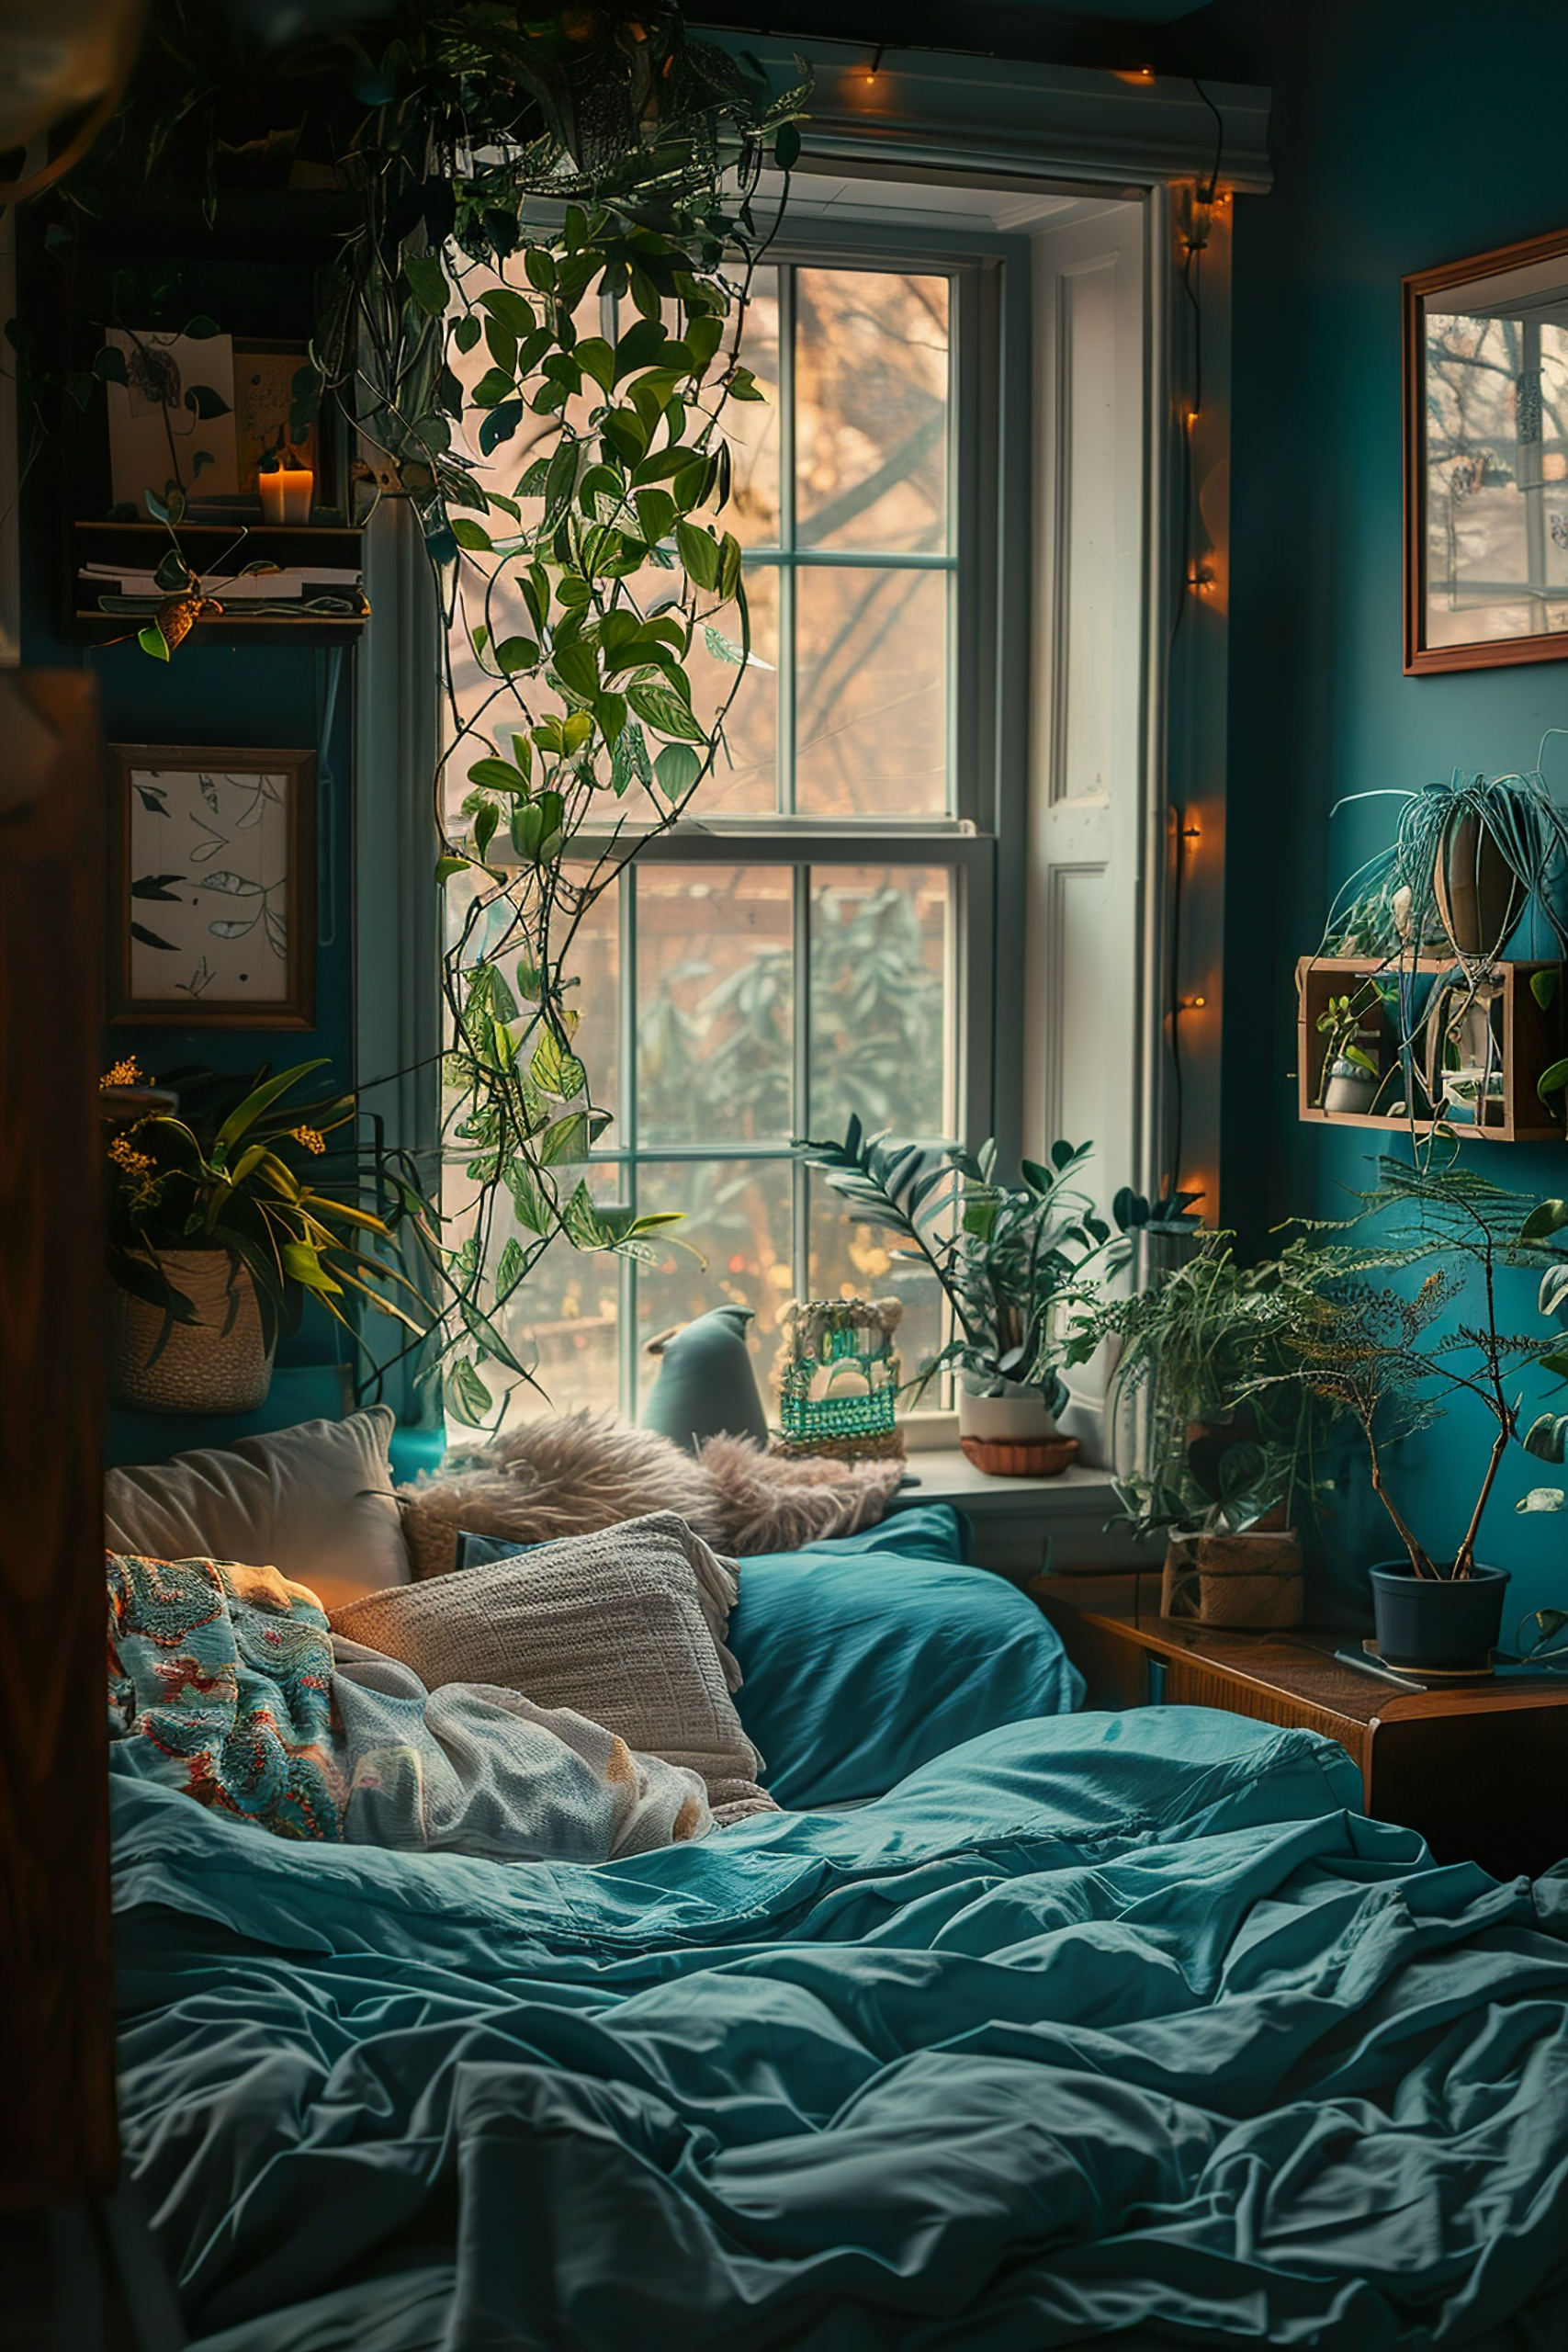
[1322,1060,1380,1115]
[957,1381,1058,1446]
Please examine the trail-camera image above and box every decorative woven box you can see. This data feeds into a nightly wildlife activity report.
[774,1297,906,1464]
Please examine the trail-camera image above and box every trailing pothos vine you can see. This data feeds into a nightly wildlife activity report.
[42,3,809,1428]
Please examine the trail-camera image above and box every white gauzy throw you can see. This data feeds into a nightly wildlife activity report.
[331,1638,713,1860]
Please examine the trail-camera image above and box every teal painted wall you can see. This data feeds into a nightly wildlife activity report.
[1204,0,1568,1622]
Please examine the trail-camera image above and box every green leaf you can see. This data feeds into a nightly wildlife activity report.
[494,635,538,674]
[774,122,803,171]
[138,624,171,661]
[473,802,500,859]
[453,313,482,354]
[613,316,670,382]
[467,756,529,795]
[470,366,514,408]
[536,1111,590,1166]
[1532,967,1561,1012]
[450,516,493,552]
[404,253,448,318]
[544,438,578,522]
[553,640,600,703]
[675,519,721,591]
[531,1027,587,1101]
[507,1158,551,1236]
[484,314,517,371]
[1537,1059,1568,1104]
[575,336,615,392]
[446,1357,494,1429]
[93,344,129,384]
[627,679,706,741]
[1521,1199,1568,1243]
[703,623,746,667]
[435,854,472,885]
[480,286,536,335]
[183,382,231,419]
[655,743,703,799]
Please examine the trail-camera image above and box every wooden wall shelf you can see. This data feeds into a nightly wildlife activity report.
[71,518,367,648]
[1297,953,1566,1145]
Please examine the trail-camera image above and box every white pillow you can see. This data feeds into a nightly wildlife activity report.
[104,1408,411,1600]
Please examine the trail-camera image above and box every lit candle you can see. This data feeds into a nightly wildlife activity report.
[259,458,313,525]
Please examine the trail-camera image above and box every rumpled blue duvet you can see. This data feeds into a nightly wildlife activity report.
[114,1706,1568,2351]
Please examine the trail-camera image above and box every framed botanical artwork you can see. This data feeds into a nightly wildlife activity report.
[108,745,316,1027]
[1405,225,1568,673]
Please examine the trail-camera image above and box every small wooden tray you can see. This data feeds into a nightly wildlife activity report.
[959,1434,1080,1478]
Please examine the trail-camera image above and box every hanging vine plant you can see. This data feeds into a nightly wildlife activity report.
[40,2,810,1428]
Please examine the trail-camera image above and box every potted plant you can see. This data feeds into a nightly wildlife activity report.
[1325,740,1568,967]
[1091,1235,1339,1627]
[103,1057,433,1414]
[1277,1162,1561,1670]
[798,1122,1128,1472]
[1315,987,1384,1114]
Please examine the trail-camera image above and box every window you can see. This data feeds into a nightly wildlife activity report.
[441,233,1007,1423]
[434,185,1155,1433]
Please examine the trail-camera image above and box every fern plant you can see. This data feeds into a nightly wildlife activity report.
[798,1122,1128,1411]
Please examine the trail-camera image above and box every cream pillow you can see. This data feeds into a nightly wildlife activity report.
[104,1408,411,1602]
[329,1511,775,1821]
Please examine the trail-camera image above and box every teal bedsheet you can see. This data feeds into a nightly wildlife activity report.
[728,1505,1084,1806]
[112,1704,1568,2349]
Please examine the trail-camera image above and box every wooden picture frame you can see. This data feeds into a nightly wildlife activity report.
[108,743,316,1027]
[1404,225,1568,673]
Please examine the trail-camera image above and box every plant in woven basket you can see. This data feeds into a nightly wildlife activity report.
[104,1057,434,1371]
[798,1122,1128,1415]
[1090,1231,1346,1542]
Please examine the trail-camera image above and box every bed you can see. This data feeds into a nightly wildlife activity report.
[112,1515,1568,2352]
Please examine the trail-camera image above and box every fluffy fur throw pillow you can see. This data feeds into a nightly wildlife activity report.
[397,1409,901,1580]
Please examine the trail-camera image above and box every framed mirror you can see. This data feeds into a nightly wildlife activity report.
[1405,227,1568,673]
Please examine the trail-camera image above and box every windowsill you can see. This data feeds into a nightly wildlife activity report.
[893,1446,1117,1515]
[889,1447,1156,1578]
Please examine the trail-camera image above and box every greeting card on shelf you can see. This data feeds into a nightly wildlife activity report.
[105,330,240,508]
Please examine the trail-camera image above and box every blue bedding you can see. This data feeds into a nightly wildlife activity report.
[113,1705,1568,2349]
[728,1506,1083,1804]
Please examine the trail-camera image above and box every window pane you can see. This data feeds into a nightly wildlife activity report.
[795,565,948,818]
[807,1173,946,1408]
[500,1165,625,1425]
[688,563,779,817]
[633,1158,794,1410]
[795,268,949,554]
[809,866,953,1140]
[636,866,794,1146]
[725,264,781,549]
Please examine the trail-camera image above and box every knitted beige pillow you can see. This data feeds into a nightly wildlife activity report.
[328,1510,776,1822]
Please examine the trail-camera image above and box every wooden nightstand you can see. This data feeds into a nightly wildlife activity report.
[1032,1572,1568,1883]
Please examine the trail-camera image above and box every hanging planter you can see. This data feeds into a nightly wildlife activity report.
[1432,808,1525,959]
[107,1247,274,1415]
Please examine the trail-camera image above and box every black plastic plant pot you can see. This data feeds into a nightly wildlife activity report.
[1369,1560,1510,1670]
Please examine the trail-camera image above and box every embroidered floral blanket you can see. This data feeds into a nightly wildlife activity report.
[106,1552,711,1860]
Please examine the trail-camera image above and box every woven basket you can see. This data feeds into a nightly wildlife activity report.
[107,1249,275,1415]
[960,1434,1080,1478]
[1161,1528,1303,1630]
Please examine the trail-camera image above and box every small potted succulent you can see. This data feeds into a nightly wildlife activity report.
[799,1122,1128,1472]
[104,1057,433,1413]
[1315,988,1383,1114]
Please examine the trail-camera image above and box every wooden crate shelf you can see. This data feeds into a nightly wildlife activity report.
[71,518,367,648]
[1296,953,1566,1144]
